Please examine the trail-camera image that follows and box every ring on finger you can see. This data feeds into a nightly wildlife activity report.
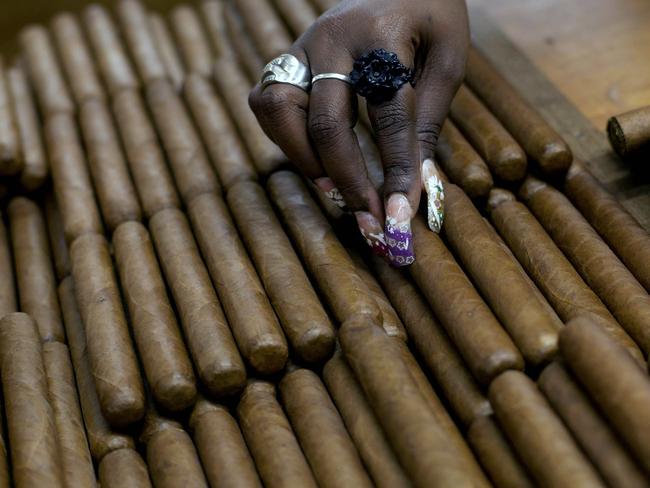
[261,53,311,91]
[311,73,353,85]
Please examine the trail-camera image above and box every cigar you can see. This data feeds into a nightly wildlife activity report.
[444,184,562,365]
[280,368,374,488]
[113,221,197,411]
[467,415,534,488]
[273,0,319,37]
[565,161,650,292]
[98,448,152,488]
[187,192,288,374]
[355,124,385,189]
[222,1,266,81]
[538,362,648,488]
[58,277,136,461]
[267,171,382,323]
[237,380,318,488]
[235,0,293,61]
[410,215,523,384]
[82,5,139,95]
[43,342,96,488]
[7,64,47,190]
[8,197,66,342]
[520,176,650,355]
[488,188,644,364]
[465,47,573,174]
[607,105,650,158]
[436,120,493,198]
[19,25,74,115]
[227,181,335,363]
[116,0,166,84]
[70,233,145,427]
[44,192,72,281]
[44,112,104,243]
[0,212,17,318]
[0,313,65,487]
[145,78,220,202]
[149,208,246,396]
[50,13,105,104]
[112,89,181,217]
[148,13,185,91]
[201,1,234,59]
[170,5,214,78]
[450,85,527,181]
[183,74,257,188]
[560,316,650,473]
[0,58,22,176]
[80,98,143,230]
[0,419,8,488]
[189,397,262,488]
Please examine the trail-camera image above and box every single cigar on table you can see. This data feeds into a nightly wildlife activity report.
[188,192,288,374]
[0,213,16,319]
[98,449,152,488]
[44,192,72,280]
[190,397,262,488]
[42,342,96,488]
[113,222,197,411]
[170,5,214,78]
[280,368,374,488]
[150,208,246,396]
[489,370,605,487]
[235,0,293,60]
[274,0,319,37]
[539,361,648,488]
[8,197,66,342]
[0,57,21,176]
[0,313,64,487]
[607,105,650,158]
[237,380,318,488]
[148,13,185,91]
[410,216,523,384]
[487,188,644,364]
[70,234,145,427]
[520,176,650,356]
[222,1,266,81]
[561,316,650,473]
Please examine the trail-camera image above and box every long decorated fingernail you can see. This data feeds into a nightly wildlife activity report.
[355,211,388,257]
[314,177,347,210]
[422,158,444,233]
[385,193,414,266]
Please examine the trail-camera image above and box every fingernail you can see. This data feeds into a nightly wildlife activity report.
[314,177,347,210]
[355,211,388,257]
[385,193,414,266]
[422,158,444,233]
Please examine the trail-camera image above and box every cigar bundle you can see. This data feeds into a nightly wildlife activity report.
[0,0,647,487]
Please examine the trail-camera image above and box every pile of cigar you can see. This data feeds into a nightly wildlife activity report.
[0,0,649,486]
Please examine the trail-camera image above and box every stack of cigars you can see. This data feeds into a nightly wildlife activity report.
[0,0,649,486]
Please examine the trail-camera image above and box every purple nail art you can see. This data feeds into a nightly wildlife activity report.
[385,218,414,266]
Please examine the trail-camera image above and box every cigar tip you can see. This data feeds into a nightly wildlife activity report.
[540,141,573,173]
[296,326,336,364]
[249,337,289,375]
[203,361,247,397]
[486,188,516,212]
[518,176,547,200]
[494,148,528,181]
[103,394,146,428]
[463,167,494,198]
[152,373,198,412]
[607,116,627,157]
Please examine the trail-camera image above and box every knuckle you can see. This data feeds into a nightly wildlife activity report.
[373,104,411,138]
[384,162,417,193]
[417,121,442,154]
[309,109,346,145]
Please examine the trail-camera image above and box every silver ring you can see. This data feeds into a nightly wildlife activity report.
[261,54,311,92]
[312,73,352,85]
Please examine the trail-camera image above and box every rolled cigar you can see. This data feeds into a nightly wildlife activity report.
[539,362,648,488]
[45,112,104,243]
[273,0,319,37]
[565,161,650,292]
[356,124,385,188]
[43,342,96,488]
[280,368,373,488]
[410,215,523,384]
[80,98,142,230]
[82,5,139,95]
[44,192,71,280]
[7,64,47,190]
[19,25,74,115]
[116,0,166,84]
[235,0,293,60]
[310,0,339,13]
[267,171,381,323]
[149,208,246,396]
[444,184,563,365]
[113,221,197,411]
[98,448,152,488]
[222,1,266,81]
[50,13,105,104]
[189,397,262,488]
[0,57,21,176]
[237,380,318,488]
[371,255,491,426]
[520,176,650,354]
[436,120,493,198]
[70,233,145,427]
[58,277,135,461]
[450,85,527,181]
[0,211,16,327]
[560,316,650,473]
[148,13,185,91]
[488,188,644,363]
[0,313,64,487]
[112,89,180,217]
[608,105,650,158]
[467,415,534,488]
[145,78,220,202]
[8,197,65,342]
[170,5,214,78]
[489,370,604,487]
[183,74,257,188]
[201,1,234,58]
[227,181,335,363]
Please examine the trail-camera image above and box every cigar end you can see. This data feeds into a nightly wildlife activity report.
[607,116,627,157]
[518,176,547,201]
[539,141,573,174]
[248,336,289,375]
[463,166,494,198]
[486,188,516,213]
[295,325,336,364]
[494,148,528,182]
[152,372,198,412]
[202,360,247,397]
[102,392,146,428]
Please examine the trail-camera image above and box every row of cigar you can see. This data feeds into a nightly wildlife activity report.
[0,0,648,486]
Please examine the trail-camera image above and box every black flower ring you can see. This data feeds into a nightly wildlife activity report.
[349,49,414,105]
